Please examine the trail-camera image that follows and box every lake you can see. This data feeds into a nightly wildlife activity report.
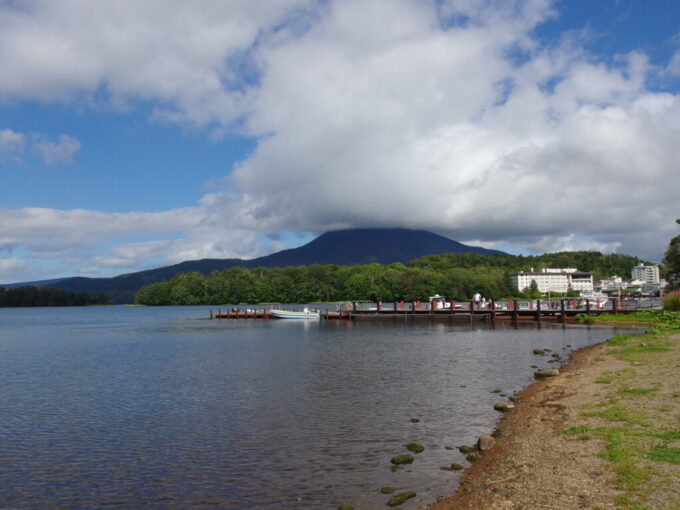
[0,306,634,509]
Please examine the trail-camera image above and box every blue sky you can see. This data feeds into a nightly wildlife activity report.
[1,0,679,283]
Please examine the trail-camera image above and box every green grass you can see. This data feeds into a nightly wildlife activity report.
[584,406,649,427]
[570,326,680,509]
[608,334,633,346]
[619,388,658,397]
[650,430,680,441]
[596,310,680,336]
[617,344,670,355]
[648,444,680,464]
[563,424,594,440]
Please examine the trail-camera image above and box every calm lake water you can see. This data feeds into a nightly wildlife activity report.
[0,306,636,509]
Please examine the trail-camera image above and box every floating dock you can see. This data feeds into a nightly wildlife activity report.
[211,298,658,322]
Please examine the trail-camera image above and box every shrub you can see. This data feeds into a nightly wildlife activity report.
[663,294,680,311]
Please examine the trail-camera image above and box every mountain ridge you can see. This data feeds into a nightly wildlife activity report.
[13,228,504,303]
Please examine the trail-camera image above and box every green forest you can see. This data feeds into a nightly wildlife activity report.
[0,286,110,307]
[135,250,648,306]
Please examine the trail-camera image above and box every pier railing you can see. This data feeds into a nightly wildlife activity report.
[211,297,662,320]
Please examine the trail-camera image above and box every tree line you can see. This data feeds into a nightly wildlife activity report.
[135,250,647,306]
[0,286,109,307]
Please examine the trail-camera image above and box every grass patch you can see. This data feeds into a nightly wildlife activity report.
[613,460,653,490]
[648,444,680,464]
[572,325,680,509]
[613,494,652,510]
[650,430,680,441]
[617,344,670,355]
[563,424,594,440]
[619,388,658,397]
[585,406,650,427]
[608,334,633,346]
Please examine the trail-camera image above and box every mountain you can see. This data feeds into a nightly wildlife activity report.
[0,277,68,289]
[31,228,505,303]
[253,228,503,266]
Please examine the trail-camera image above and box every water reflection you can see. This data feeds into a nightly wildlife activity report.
[0,307,639,509]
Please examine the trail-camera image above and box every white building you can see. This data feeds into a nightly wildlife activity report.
[511,268,594,294]
[599,276,625,293]
[631,263,660,284]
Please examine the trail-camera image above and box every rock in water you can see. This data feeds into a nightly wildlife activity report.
[406,442,424,453]
[493,402,514,412]
[532,348,545,355]
[534,369,559,378]
[387,491,417,507]
[390,454,414,465]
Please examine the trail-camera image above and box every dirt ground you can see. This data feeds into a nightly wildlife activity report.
[430,341,629,510]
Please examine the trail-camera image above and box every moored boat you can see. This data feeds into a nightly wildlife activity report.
[270,307,321,319]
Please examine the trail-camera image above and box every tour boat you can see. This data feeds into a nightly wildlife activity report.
[270,307,321,320]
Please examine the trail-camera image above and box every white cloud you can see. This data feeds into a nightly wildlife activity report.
[31,133,81,165]
[0,128,25,153]
[0,0,679,281]
[0,207,200,251]
[0,205,272,278]
[0,128,26,162]
[1,129,82,165]
[0,0,312,130]
[0,257,34,281]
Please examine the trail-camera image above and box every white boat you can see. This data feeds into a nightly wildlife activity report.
[429,294,451,310]
[270,307,320,320]
[578,290,609,308]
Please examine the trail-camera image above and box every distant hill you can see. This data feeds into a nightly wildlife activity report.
[31,228,505,303]
[0,277,68,289]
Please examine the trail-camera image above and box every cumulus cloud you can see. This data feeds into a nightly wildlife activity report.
[0,0,678,281]
[225,0,679,261]
[0,128,26,162]
[0,257,34,281]
[0,128,25,152]
[31,134,81,164]
[0,0,311,130]
[0,205,271,276]
[1,129,82,165]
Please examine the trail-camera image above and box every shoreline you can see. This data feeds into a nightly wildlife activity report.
[430,337,629,510]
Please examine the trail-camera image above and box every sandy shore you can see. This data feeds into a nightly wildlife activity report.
[430,339,629,510]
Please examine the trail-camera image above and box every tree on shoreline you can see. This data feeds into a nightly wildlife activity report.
[664,219,680,290]
[0,286,109,307]
[135,250,647,306]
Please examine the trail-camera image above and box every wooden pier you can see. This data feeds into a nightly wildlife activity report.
[210,307,351,320]
[211,298,659,322]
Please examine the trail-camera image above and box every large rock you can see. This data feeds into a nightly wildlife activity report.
[390,454,414,465]
[406,442,425,453]
[493,402,515,412]
[534,369,559,378]
[387,491,416,507]
[477,435,496,451]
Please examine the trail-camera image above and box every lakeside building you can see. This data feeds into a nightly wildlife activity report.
[511,268,594,294]
[598,276,625,293]
[631,263,660,284]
